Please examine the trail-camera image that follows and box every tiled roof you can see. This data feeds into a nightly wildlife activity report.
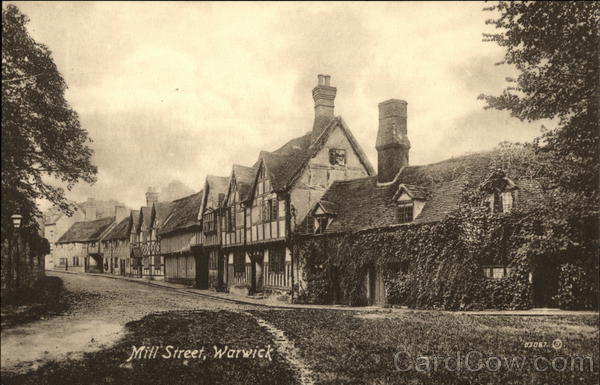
[261,151,311,192]
[57,217,115,243]
[300,151,544,234]
[139,207,151,232]
[153,201,176,229]
[396,184,428,200]
[104,217,130,241]
[317,200,339,215]
[159,192,203,236]
[232,164,257,202]
[250,117,375,196]
[130,210,140,230]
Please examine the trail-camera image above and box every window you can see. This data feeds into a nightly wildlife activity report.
[262,200,270,223]
[314,217,329,234]
[269,246,286,274]
[501,192,513,213]
[397,203,414,223]
[329,149,346,166]
[482,266,515,279]
[226,207,234,232]
[204,212,217,233]
[271,199,278,221]
[234,251,245,274]
[209,250,218,270]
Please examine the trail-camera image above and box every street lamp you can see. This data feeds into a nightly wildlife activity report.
[11,214,23,229]
[11,213,22,291]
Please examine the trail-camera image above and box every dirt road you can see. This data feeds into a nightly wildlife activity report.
[1,271,256,373]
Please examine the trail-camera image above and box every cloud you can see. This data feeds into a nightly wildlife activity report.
[9,2,548,211]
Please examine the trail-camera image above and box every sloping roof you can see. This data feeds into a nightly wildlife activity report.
[395,184,428,201]
[250,117,375,196]
[200,176,230,215]
[300,151,544,234]
[104,217,130,241]
[317,200,339,215]
[152,201,176,229]
[233,164,257,202]
[130,210,140,232]
[139,207,151,232]
[159,192,203,236]
[57,217,115,243]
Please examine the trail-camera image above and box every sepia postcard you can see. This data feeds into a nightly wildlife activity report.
[1,2,598,384]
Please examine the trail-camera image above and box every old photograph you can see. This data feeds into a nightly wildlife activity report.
[1,1,598,384]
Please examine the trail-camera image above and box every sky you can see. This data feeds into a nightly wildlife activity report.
[9,1,551,211]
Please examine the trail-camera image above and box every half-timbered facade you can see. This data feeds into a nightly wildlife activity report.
[54,217,115,273]
[102,216,132,276]
[199,175,229,290]
[220,165,255,293]
[128,210,142,277]
[220,75,375,297]
[160,191,203,285]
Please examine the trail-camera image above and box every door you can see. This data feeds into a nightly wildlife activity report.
[533,261,559,307]
[196,250,209,289]
[250,250,264,293]
[217,251,225,290]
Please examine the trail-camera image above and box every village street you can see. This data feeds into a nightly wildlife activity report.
[1,271,258,374]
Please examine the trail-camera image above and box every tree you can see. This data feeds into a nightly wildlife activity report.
[480,1,599,196]
[1,5,97,231]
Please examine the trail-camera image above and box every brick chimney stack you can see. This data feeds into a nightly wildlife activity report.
[145,187,159,207]
[114,205,128,222]
[84,197,96,221]
[376,99,411,183]
[311,74,337,143]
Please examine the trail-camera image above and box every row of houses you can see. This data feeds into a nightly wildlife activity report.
[50,74,547,306]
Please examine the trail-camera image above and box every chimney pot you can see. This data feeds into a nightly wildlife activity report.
[311,74,337,143]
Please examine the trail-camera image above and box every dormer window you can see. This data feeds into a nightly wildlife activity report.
[481,173,518,214]
[393,184,427,224]
[397,202,414,224]
[312,201,337,234]
[314,217,330,234]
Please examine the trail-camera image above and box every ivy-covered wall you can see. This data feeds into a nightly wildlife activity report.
[293,166,598,310]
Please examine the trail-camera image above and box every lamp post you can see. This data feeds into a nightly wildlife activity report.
[11,213,23,291]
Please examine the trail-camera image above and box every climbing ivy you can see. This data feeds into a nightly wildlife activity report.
[293,147,598,310]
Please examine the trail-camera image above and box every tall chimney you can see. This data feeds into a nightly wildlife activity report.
[85,197,97,221]
[114,205,128,222]
[145,187,159,207]
[376,99,411,183]
[311,74,337,143]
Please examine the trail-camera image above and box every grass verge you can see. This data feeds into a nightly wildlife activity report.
[1,276,70,329]
[1,310,298,385]
[250,309,599,385]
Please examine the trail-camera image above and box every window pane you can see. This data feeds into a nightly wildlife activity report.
[501,192,513,213]
[398,204,413,223]
[492,268,505,279]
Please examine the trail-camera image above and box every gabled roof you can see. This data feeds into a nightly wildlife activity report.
[299,151,544,234]
[394,184,428,201]
[130,210,140,233]
[160,191,203,236]
[104,216,130,241]
[249,117,375,198]
[199,175,230,218]
[232,164,257,202]
[57,217,115,243]
[315,200,339,216]
[138,207,151,232]
[151,201,176,229]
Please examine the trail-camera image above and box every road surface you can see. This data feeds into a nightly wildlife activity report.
[1,271,256,373]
